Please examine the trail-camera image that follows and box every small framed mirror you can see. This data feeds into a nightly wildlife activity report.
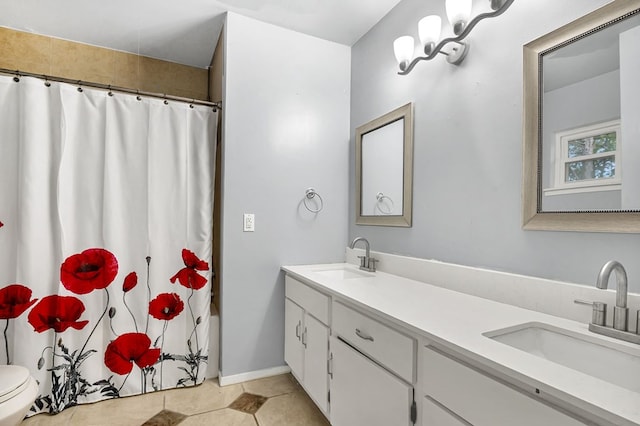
[522,0,640,232]
[355,102,413,227]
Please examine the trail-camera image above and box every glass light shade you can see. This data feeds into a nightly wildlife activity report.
[418,15,442,53]
[446,0,472,33]
[393,36,415,70]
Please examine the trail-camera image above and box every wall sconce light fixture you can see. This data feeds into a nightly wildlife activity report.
[394,0,514,74]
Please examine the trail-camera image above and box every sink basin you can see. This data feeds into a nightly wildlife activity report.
[312,266,373,280]
[484,322,640,392]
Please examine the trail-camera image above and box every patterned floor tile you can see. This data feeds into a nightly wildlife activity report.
[163,379,243,416]
[228,392,268,414]
[19,374,329,426]
[178,408,257,426]
[141,409,187,426]
[241,373,302,398]
[20,406,77,426]
[255,390,329,426]
[60,391,164,425]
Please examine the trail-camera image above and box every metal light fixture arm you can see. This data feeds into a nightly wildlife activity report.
[398,0,514,75]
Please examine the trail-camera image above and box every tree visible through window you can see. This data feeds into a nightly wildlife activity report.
[565,131,616,182]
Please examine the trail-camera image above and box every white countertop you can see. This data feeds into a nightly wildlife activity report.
[282,263,640,426]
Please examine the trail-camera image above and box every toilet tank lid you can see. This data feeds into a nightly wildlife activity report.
[0,365,30,398]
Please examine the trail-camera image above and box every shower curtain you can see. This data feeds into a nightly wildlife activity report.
[0,75,216,416]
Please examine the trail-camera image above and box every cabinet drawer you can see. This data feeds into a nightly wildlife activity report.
[285,276,329,325]
[333,301,415,383]
[422,346,587,426]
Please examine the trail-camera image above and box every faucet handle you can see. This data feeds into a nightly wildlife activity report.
[574,299,606,326]
[368,258,378,272]
[357,255,367,268]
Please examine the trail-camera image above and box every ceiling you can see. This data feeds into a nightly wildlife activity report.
[0,0,403,69]
[543,12,640,92]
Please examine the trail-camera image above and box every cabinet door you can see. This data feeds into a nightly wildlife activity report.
[331,337,413,426]
[284,298,304,380]
[423,396,471,426]
[303,314,329,413]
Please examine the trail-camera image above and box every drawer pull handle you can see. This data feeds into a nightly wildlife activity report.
[296,322,301,340]
[355,328,374,342]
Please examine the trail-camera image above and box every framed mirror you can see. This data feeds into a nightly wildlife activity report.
[355,102,413,227]
[523,0,640,232]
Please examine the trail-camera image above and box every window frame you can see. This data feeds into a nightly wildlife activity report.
[547,119,621,196]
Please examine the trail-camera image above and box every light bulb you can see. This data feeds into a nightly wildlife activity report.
[490,0,507,10]
[393,36,415,71]
[446,0,472,35]
[418,15,442,55]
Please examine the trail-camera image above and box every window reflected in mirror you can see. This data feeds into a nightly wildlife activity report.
[540,11,640,213]
[522,0,640,232]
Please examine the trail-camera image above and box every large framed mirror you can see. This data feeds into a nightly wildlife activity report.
[355,102,413,227]
[523,0,640,232]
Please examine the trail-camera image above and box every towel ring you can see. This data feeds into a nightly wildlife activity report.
[304,188,324,213]
[375,192,394,215]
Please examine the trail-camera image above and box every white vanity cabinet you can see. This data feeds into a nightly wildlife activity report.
[330,301,416,426]
[284,276,330,414]
[422,346,588,426]
[282,267,616,426]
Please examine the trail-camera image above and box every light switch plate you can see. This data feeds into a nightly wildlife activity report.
[243,213,255,232]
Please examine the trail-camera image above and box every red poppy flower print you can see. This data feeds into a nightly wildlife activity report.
[181,249,209,270]
[122,272,138,293]
[0,221,3,228]
[27,295,89,333]
[60,248,118,294]
[149,293,184,321]
[0,284,38,319]
[170,268,208,290]
[104,333,161,375]
[170,249,209,290]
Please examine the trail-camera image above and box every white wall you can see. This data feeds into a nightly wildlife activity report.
[361,119,404,215]
[349,0,640,289]
[620,25,640,210]
[220,12,350,377]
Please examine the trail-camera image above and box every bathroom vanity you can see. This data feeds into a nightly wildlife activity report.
[282,263,640,426]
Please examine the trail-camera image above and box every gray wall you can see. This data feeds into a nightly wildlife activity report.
[349,0,640,290]
[221,13,350,377]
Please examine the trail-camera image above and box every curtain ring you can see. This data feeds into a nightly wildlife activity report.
[13,71,20,83]
[375,192,394,215]
[77,81,83,93]
[136,90,141,101]
[163,95,169,105]
[107,85,113,97]
[303,188,323,213]
[44,76,51,87]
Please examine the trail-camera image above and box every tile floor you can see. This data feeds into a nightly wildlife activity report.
[20,374,330,426]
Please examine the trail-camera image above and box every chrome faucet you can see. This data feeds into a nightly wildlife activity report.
[596,260,628,331]
[350,237,377,272]
[575,260,640,345]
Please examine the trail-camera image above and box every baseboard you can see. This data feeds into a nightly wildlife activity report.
[218,365,291,386]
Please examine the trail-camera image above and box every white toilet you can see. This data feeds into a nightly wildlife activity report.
[0,366,38,426]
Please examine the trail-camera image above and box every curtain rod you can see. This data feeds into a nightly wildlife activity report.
[0,68,222,111]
